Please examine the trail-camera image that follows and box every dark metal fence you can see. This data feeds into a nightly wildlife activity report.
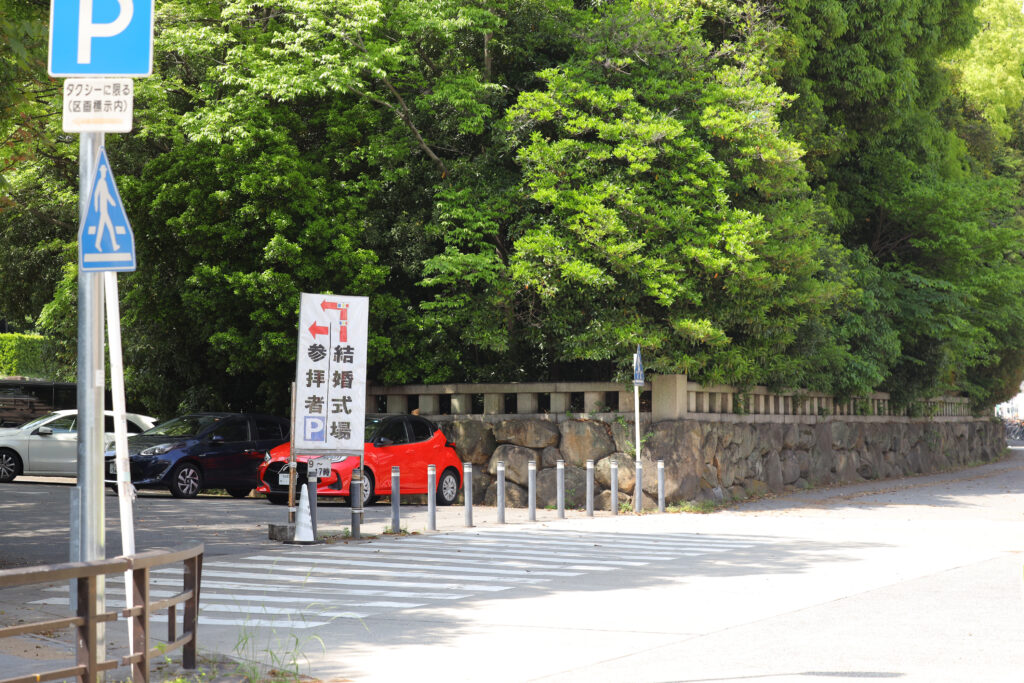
[0,544,203,683]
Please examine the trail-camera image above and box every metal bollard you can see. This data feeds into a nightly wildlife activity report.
[391,466,401,533]
[350,472,362,540]
[586,459,594,517]
[464,462,473,527]
[528,460,537,522]
[427,465,436,531]
[308,479,318,538]
[634,460,642,514]
[556,460,565,519]
[497,461,506,524]
[657,460,665,513]
[610,459,618,516]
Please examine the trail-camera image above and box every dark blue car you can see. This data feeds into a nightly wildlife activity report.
[104,412,289,498]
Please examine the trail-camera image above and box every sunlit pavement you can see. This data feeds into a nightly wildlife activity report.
[187,448,1024,683]
[3,449,1024,682]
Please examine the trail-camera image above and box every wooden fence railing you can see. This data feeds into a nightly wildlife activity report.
[0,544,203,683]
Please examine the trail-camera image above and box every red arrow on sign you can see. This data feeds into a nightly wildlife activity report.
[308,321,329,338]
[321,300,348,320]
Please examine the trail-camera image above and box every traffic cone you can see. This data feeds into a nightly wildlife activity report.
[292,485,316,544]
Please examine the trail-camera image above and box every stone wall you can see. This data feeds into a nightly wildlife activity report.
[440,416,1005,509]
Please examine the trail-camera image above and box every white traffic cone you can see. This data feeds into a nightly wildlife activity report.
[292,485,315,544]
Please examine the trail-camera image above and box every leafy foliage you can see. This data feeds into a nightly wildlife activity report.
[2,0,1023,415]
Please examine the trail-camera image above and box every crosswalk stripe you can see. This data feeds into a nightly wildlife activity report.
[312,545,620,570]
[125,576,470,600]
[527,529,759,549]
[415,532,679,557]
[331,541,650,566]
[201,560,551,584]
[150,615,330,628]
[151,567,513,593]
[36,590,424,611]
[238,554,584,578]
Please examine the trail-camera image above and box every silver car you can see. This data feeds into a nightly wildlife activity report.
[0,409,156,482]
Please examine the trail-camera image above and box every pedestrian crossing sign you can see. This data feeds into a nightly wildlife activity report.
[78,146,136,272]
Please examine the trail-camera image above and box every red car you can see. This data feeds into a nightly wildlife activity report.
[256,414,463,506]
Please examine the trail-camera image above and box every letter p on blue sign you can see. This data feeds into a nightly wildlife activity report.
[304,416,326,442]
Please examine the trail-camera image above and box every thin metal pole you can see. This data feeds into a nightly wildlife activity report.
[308,478,318,539]
[463,462,473,527]
[76,132,105,677]
[657,460,665,513]
[287,382,297,524]
[496,461,505,524]
[635,460,643,514]
[427,465,436,531]
[633,385,641,513]
[556,460,565,519]
[528,460,537,522]
[586,459,594,517]
[610,459,618,516]
[350,473,361,540]
[391,467,400,533]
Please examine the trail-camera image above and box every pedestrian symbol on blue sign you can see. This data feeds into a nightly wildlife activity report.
[49,0,155,77]
[79,147,136,272]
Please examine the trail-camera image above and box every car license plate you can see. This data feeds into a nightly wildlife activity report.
[105,462,116,479]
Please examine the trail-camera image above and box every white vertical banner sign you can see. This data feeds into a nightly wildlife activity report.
[295,294,369,456]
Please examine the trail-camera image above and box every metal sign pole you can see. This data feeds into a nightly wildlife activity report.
[75,130,106,671]
[287,382,297,524]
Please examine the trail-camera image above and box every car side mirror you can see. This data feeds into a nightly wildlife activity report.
[35,427,53,436]
[374,437,394,447]
[209,435,225,443]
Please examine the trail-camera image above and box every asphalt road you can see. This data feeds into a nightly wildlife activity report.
[0,477,600,567]
[2,448,1024,682]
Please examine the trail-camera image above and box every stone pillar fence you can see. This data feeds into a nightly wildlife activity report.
[366,374,972,423]
[364,375,995,511]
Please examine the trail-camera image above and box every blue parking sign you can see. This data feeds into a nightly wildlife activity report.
[49,0,155,77]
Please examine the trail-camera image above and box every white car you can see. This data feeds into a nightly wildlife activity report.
[0,409,157,482]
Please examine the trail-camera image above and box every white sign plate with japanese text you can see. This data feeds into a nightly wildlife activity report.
[63,78,133,132]
[294,293,369,455]
[308,456,332,479]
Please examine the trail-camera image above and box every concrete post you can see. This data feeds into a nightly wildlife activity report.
[451,393,472,415]
[652,374,688,421]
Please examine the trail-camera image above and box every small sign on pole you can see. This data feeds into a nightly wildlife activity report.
[308,456,332,479]
[78,146,136,272]
[63,78,134,132]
